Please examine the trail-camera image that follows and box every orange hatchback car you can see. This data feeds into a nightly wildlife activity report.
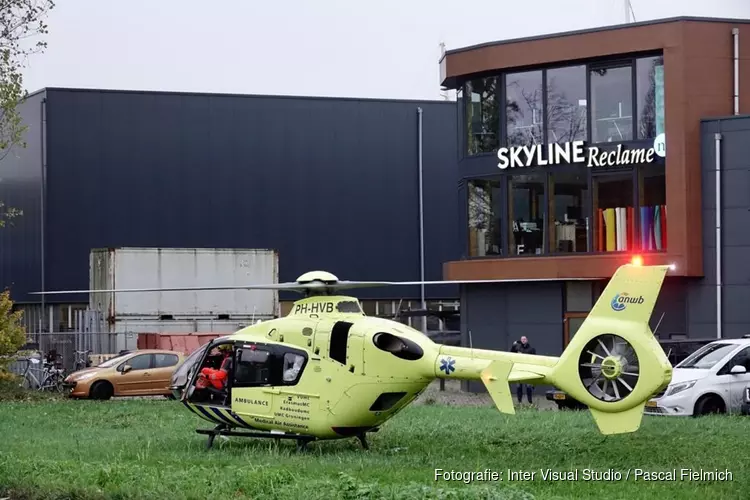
[63,349,185,400]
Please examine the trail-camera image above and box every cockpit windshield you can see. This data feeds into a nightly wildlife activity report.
[170,343,210,387]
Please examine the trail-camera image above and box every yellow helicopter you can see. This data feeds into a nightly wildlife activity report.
[34,261,673,451]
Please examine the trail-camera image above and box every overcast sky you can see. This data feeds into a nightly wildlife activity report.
[20,0,750,101]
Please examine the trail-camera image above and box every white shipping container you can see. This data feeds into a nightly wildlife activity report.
[89,248,279,319]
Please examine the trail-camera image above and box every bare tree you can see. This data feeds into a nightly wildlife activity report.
[505,75,587,146]
[505,77,542,147]
[468,181,492,230]
[0,0,55,228]
[466,77,499,154]
[546,77,586,143]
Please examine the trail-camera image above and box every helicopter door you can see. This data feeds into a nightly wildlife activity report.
[231,343,275,417]
[322,320,363,375]
[343,330,364,375]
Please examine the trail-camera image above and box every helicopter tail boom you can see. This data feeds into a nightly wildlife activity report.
[433,348,556,416]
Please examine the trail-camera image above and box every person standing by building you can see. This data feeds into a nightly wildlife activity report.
[511,336,536,404]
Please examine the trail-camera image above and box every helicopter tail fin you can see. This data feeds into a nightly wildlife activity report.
[479,360,516,415]
[545,263,673,434]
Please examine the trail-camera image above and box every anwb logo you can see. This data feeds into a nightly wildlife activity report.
[611,293,645,311]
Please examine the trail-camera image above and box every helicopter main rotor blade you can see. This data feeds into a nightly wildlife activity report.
[330,277,594,288]
[29,282,308,295]
[30,277,595,295]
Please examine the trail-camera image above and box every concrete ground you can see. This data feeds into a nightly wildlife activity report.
[414,379,559,410]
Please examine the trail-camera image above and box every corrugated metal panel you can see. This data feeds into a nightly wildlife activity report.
[40,89,459,303]
[0,90,46,303]
[89,247,278,318]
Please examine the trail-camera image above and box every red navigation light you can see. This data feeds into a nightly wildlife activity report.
[631,255,643,266]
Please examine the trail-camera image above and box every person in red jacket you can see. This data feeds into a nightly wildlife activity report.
[196,346,233,392]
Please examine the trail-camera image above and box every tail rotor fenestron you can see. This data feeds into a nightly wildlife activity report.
[578,334,640,403]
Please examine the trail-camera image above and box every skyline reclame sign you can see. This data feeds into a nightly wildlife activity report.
[497,134,666,169]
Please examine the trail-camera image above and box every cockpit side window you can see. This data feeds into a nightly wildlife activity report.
[282,352,307,385]
[234,348,272,387]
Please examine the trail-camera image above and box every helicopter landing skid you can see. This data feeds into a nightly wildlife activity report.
[197,425,378,451]
[196,424,316,452]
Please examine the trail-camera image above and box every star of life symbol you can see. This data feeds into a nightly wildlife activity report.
[439,357,456,375]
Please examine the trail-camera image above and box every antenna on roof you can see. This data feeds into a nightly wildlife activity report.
[624,0,636,23]
[439,41,449,101]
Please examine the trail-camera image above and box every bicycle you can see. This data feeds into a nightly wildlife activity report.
[18,353,66,393]
[73,350,92,371]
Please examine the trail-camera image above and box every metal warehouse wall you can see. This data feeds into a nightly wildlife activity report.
[0,90,45,301]
[696,116,750,338]
[459,281,563,392]
[36,88,459,303]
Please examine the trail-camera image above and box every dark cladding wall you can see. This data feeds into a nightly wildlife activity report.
[696,116,750,338]
[6,88,460,303]
[459,281,563,392]
[0,90,45,300]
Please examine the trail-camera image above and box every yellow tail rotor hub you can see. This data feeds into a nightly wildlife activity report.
[600,356,624,380]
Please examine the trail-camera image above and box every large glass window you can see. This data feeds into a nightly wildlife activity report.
[636,56,665,139]
[508,174,545,255]
[593,173,634,252]
[546,66,587,143]
[468,179,502,256]
[505,70,543,147]
[590,66,633,143]
[638,164,667,251]
[549,171,589,253]
[466,77,499,155]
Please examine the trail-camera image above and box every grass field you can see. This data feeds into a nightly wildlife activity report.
[0,395,746,500]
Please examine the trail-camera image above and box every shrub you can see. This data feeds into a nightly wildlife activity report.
[0,289,25,377]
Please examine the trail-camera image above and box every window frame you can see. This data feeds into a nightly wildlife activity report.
[233,343,275,388]
[461,50,664,158]
[503,68,545,148]
[590,168,639,254]
[463,76,501,157]
[507,171,548,256]
[281,351,308,386]
[587,58,637,145]
[118,353,152,372]
[716,346,750,376]
[461,51,665,258]
[464,162,667,258]
[231,341,309,388]
[466,176,504,257]
[545,64,588,145]
[153,353,179,369]
[635,55,665,140]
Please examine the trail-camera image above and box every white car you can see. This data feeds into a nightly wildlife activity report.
[645,337,750,416]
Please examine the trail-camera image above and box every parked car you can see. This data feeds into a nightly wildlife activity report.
[546,337,716,410]
[645,337,750,416]
[63,349,185,400]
